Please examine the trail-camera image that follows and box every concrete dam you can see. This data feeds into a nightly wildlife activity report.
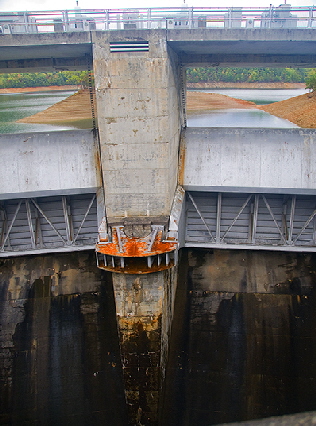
[2,7,316,425]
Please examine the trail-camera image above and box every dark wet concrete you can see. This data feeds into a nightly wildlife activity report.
[2,248,316,425]
[0,252,127,426]
[162,248,316,426]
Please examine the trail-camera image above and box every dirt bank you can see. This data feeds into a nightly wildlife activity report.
[19,90,255,124]
[17,89,95,124]
[17,86,315,129]
[259,92,316,128]
[186,91,256,112]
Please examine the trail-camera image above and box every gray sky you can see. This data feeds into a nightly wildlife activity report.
[0,0,314,12]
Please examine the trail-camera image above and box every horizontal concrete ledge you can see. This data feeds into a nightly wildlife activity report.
[216,410,316,426]
[185,127,316,136]
[0,187,99,201]
[182,127,316,192]
[184,243,316,253]
[0,245,95,258]
[0,129,99,198]
[167,28,316,42]
[184,186,316,195]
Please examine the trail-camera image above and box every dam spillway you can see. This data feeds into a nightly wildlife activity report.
[1,12,316,424]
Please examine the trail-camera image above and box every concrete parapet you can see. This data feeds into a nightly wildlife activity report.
[0,130,100,200]
[181,128,316,194]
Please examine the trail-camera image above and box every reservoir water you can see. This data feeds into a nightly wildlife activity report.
[187,88,307,128]
[0,90,77,134]
[0,88,308,134]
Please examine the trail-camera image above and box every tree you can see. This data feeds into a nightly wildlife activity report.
[305,70,316,92]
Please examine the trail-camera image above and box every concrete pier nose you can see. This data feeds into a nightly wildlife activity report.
[92,31,184,275]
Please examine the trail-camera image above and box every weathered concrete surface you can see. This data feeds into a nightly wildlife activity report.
[187,248,316,294]
[112,267,178,425]
[0,251,127,425]
[167,28,316,67]
[217,411,316,425]
[2,29,316,72]
[162,248,316,426]
[0,32,92,72]
[0,130,100,200]
[93,30,184,219]
[181,128,316,194]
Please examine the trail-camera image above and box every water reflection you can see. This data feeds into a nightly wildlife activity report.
[187,89,306,128]
[191,88,308,104]
[0,90,77,134]
[187,108,298,128]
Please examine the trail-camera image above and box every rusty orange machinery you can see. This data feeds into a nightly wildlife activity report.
[96,224,178,274]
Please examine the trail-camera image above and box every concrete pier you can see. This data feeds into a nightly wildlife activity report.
[92,31,184,422]
[112,268,178,424]
[93,30,184,219]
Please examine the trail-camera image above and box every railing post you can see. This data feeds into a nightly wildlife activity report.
[268,4,273,28]
[308,6,313,28]
[63,10,69,32]
[23,12,29,33]
[116,13,121,30]
[147,8,151,29]
[189,7,194,29]
[105,9,109,30]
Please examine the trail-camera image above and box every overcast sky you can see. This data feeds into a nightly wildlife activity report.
[0,0,314,12]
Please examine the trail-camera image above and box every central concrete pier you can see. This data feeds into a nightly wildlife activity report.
[92,30,184,423]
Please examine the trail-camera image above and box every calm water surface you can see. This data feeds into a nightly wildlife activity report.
[0,90,78,133]
[188,88,308,128]
[0,88,307,133]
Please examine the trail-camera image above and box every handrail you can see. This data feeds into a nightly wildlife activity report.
[0,6,315,34]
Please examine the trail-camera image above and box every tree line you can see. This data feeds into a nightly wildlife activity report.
[0,71,90,89]
[0,68,315,89]
[186,67,308,83]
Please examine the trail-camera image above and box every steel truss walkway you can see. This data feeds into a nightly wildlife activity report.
[185,191,316,252]
[0,193,97,257]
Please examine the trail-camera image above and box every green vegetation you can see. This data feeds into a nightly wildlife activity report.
[305,69,316,92]
[186,67,308,83]
[0,68,310,89]
[0,71,90,89]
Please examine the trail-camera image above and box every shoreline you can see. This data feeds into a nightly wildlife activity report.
[0,85,78,94]
[0,82,306,95]
[187,82,306,90]
[13,85,315,129]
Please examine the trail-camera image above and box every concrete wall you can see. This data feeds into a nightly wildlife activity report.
[181,128,316,194]
[0,130,100,200]
[93,30,183,219]
[0,251,127,424]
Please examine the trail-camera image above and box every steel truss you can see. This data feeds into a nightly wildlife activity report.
[186,192,316,251]
[0,193,97,256]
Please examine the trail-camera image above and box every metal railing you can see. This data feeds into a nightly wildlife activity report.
[0,5,315,34]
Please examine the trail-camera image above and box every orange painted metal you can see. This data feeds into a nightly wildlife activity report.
[96,226,177,258]
[97,258,175,275]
